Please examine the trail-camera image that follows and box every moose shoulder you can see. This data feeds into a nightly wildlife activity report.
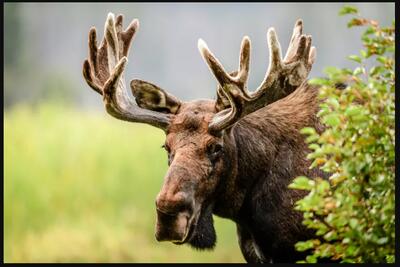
[83,13,327,263]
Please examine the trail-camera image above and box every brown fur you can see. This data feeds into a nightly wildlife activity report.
[153,82,327,262]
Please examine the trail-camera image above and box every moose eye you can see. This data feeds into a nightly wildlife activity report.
[207,143,223,158]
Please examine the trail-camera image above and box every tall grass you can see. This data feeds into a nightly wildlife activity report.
[4,103,244,263]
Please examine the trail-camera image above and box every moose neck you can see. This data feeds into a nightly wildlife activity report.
[212,113,280,220]
[213,84,321,222]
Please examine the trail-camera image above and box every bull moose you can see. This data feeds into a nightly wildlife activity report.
[82,13,327,263]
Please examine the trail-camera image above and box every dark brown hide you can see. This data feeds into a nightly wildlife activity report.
[224,83,327,263]
[155,82,327,262]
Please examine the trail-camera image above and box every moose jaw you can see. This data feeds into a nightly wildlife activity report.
[83,13,328,263]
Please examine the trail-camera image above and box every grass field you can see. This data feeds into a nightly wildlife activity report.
[4,103,245,263]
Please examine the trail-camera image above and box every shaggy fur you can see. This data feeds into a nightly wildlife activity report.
[154,82,327,263]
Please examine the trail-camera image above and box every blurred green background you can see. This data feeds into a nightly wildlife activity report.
[4,103,244,262]
[4,3,394,263]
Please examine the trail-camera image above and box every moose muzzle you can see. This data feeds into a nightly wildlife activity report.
[155,188,194,242]
[154,156,199,242]
[155,209,190,242]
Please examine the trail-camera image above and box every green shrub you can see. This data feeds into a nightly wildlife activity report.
[289,6,395,263]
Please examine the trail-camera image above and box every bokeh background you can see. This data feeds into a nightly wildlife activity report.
[4,3,394,263]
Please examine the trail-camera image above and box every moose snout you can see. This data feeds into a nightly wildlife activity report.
[156,191,193,214]
[155,191,194,242]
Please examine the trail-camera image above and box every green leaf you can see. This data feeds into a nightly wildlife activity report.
[339,5,358,16]
[360,49,368,58]
[327,98,340,109]
[386,255,395,263]
[323,113,341,127]
[349,218,358,229]
[300,127,317,136]
[344,106,363,117]
[316,180,330,193]
[289,176,315,190]
[324,230,338,241]
[376,56,387,64]
[370,66,384,76]
[346,245,358,257]
[347,18,359,28]
[348,55,362,63]
[316,226,329,236]
[351,113,368,122]
[353,67,364,76]
[363,26,375,36]
[305,255,318,263]
[308,144,320,151]
[295,240,315,251]
[306,134,319,143]
[347,18,369,28]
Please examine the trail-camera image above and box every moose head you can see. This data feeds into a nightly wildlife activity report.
[83,13,316,252]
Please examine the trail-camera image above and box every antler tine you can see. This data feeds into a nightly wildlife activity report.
[104,13,120,72]
[251,27,283,98]
[237,36,251,92]
[283,19,303,63]
[206,20,316,133]
[198,39,232,86]
[212,37,251,112]
[254,22,316,99]
[82,27,102,95]
[198,37,253,132]
[82,13,172,130]
[267,28,283,71]
[283,19,316,68]
[205,29,285,132]
[198,37,251,89]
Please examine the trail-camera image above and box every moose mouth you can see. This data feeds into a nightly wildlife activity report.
[171,208,201,245]
[155,206,201,244]
[156,204,216,250]
[172,219,196,245]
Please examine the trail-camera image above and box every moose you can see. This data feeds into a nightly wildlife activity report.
[82,13,327,263]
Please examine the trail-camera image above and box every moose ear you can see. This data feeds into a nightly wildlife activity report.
[130,79,181,114]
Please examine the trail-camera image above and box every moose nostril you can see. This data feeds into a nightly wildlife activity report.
[155,192,193,215]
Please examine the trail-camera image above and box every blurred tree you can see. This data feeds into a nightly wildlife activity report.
[4,4,23,108]
[5,4,22,68]
[4,4,80,108]
[35,72,79,105]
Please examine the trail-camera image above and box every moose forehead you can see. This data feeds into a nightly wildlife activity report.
[166,99,217,147]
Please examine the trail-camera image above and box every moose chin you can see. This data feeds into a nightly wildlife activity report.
[83,12,329,263]
[156,204,217,250]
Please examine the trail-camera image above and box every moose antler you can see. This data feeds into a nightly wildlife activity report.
[82,13,172,130]
[198,19,316,133]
